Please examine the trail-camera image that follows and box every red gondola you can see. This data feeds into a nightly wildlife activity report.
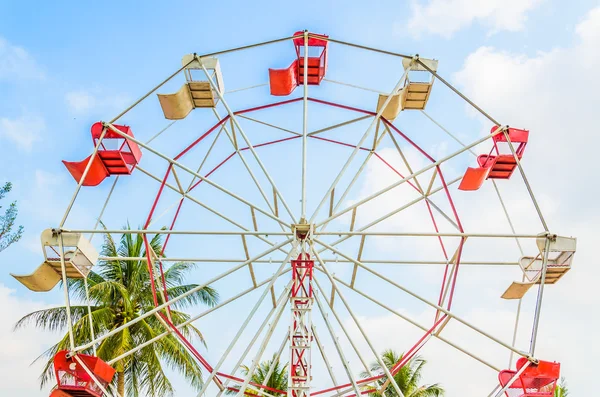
[269,31,328,96]
[459,126,529,191]
[63,122,142,186]
[498,357,560,396]
[50,351,115,397]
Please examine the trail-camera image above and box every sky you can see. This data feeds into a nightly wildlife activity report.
[1,0,599,396]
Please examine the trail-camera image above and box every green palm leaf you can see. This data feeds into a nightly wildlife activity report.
[15,224,219,396]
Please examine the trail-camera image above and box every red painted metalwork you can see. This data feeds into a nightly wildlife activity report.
[52,350,115,397]
[63,122,142,186]
[499,358,560,397]
[459,126,529,191]
[219,373,287,395]
[269,62,298,96]
[234,97,303,115]
[269,32,328,95]
[140,97,465,395]
[312,315,449,396]
[175,116,230,161]
[289,253,314,397]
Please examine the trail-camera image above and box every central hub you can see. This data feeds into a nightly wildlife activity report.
[292,218,314,241]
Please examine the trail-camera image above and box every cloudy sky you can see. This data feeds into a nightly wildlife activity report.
[0,0,598,396]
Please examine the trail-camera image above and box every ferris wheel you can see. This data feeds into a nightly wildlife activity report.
[11,31,576,397]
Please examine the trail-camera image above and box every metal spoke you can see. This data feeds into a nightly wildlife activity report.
[316,127,504,228]
[309,64,414,224]
[314,238,530,359]
[200,61,298,224]
[105,122,292,229]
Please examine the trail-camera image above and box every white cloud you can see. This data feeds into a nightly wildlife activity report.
[65,89,131,114]
[21,170,94,228]
[335,6,600,396]
[0,36,44,80]
[0,114,45,150]
[0,284,58,396]
[65,90,96,113]
[453,5,600,205]
[403,0,544,38]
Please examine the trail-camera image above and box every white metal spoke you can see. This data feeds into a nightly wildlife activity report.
[529,237,551,355]
[308,65,413,224]
[74,355,119,397]
[319,123,389,232]
[312,272,374,377]
[493,360,532,397]
[73,238,293,353]
[311,246,407,397]
[200,280,292,396]
[199,61,298,224]
[213,108,281,223]
[383,123,460,231]
[313,284,363,396]
[326,270,500,371]
[108,270,291,366]
[301,30,309,219]
[197,262,294,396]
[237,114,301,136]
[307,115,373,137]
[105,122,292,229]
[315,176,462,255]
[234,284,290,396]
[60,126,109,227]
[134,166,291,255]
[315,127,504,228]
[311,325,338,388]
[314,238,530,359]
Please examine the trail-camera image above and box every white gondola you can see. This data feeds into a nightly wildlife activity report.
[11,229,98,292]
[502,234,576,299]
[376,57,438,120]
[157,55,225,119]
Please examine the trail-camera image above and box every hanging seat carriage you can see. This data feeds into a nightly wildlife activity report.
[11,229,98,292]
[157,55,225,119]
[498,357,560,397]
[50,351,115,397]
[269,31,329,96]
[376,57,439,120]
[459,126,529,191]
[63,122,142,187]
[502,234,576,299]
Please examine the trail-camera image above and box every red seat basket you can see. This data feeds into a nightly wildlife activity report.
[53,350,116,397]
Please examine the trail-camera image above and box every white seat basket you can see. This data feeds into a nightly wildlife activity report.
[157,55,225,119]
[11,229,99,292]
[376,57,439,119]
[502,234,576,299]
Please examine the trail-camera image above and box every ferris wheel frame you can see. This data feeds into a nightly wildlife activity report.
[27,31,572,397]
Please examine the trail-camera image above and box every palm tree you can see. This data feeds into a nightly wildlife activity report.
[15,226,219,397]
[554,378,569,397]
[361,350,444,397]
[226,354,288,396]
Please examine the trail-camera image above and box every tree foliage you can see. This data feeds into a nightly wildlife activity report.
[555,378,569,397]
[362,350,444,397]
[0,182,23,252]
[15,226,218,396]
[226,354,288,396]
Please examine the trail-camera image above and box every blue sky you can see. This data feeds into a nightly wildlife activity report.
[1,0,599,396]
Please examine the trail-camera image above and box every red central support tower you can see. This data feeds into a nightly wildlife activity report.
[289,252,314,397]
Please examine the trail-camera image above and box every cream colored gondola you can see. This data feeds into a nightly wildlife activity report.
[376,57,439,120]
[11,229,98,292]
[157,55,225,119]
[502,234,576,299]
